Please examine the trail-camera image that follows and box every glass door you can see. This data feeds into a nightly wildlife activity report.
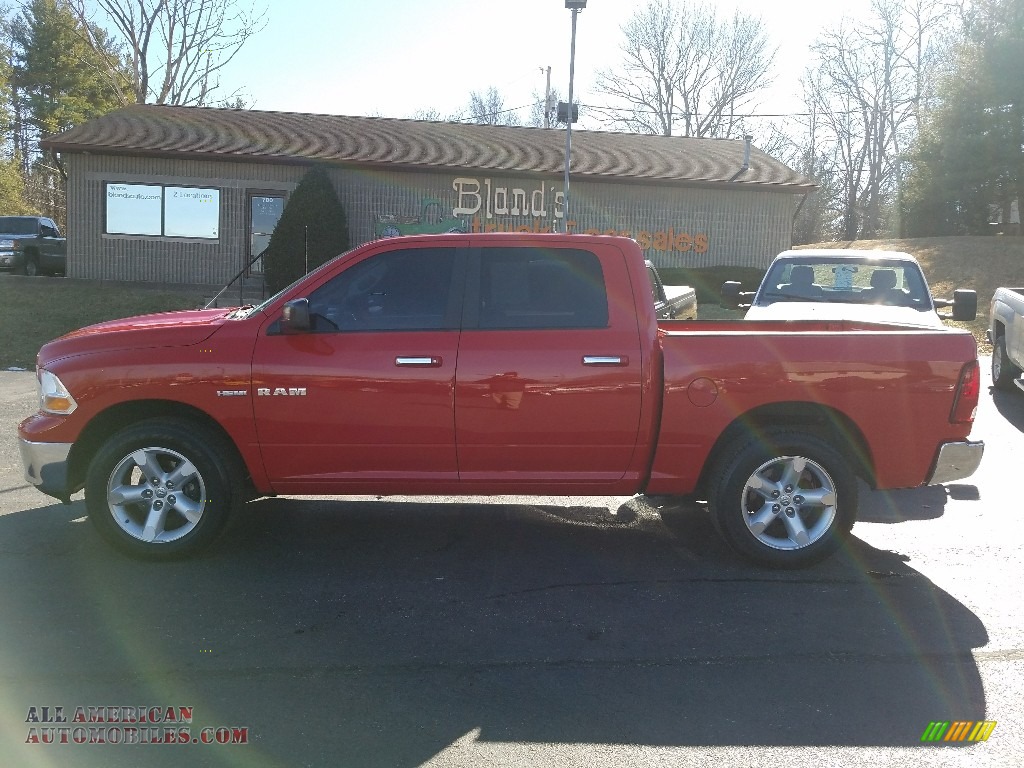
[248,193,286,274]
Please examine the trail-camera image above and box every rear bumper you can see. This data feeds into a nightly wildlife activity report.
[19,439,73,502]
[926,440,985,485]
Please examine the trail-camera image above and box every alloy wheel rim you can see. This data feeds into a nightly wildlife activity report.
[106,446,206,543]
[740,454,838,551]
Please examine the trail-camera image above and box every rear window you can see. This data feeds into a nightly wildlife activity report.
[762,259,930,306]
[0,217,39,235]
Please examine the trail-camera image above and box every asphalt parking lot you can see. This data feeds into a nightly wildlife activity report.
[0,362,1021,767]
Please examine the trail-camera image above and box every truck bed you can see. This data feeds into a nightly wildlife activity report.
[649,318,978,493]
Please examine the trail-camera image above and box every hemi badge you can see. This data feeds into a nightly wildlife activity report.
[216,390,248,397]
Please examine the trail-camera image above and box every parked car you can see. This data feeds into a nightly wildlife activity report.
[722,249,976,326]
[0,216,67,276]
[647,261,696,320]
[19,234,982,568]
[989,286,1024,391]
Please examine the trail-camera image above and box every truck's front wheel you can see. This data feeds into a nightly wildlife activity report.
[992,335,1020,391]
[709,430,856,568]
[85,420,237,559]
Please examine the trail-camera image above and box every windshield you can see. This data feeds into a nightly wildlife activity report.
[0,216,38,235]
[758,259,932,309]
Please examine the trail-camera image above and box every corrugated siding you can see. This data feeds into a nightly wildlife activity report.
[64,154,797,283]
[330,166,794,270]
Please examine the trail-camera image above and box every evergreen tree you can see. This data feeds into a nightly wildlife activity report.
[0,154,35,213]
[9,0,131,220]
[264,166,350,294]
[903,0,1024,235]
[12,0,130,140]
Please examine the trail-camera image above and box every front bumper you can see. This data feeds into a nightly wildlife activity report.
[926,440,985,485]
[19,439,73,502]
[0,250,16,270]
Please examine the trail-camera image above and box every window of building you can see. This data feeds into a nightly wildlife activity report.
[477,248,608,329]
[104,182,220,239]
[164,187,219,238]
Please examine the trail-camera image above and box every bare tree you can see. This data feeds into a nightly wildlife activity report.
[410,108,445,121]
[69,0,265,106]
[465,86,519,126]
[594,0,776,137]
[803,0,948,239]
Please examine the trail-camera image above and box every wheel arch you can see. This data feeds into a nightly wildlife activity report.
[67,400,251,495]
[697,401,875,495]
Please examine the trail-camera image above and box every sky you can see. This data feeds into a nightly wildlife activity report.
[219,0,870,130]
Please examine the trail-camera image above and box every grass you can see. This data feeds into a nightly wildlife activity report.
[3,235,1021,368]
[0,277,209,369]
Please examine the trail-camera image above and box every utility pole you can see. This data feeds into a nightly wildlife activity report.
[563,1,586,233]
[543,66,552,129]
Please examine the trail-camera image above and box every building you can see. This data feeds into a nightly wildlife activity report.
[42,105,815,285]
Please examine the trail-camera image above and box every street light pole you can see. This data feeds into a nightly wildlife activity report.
[563,0,586,233]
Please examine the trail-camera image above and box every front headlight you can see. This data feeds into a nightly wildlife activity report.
[38,369,78,415]
[0,239,14,249]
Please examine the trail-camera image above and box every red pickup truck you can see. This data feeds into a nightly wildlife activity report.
[18,233,984,568]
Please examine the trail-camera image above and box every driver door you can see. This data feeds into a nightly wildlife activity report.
[251,246,466,494]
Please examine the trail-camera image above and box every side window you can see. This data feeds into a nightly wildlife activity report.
[307,248,457,332]
[477,247,608,329]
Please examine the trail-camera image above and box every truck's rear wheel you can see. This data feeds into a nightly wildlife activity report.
[992,335,1020,391]
[85,419,237,559]
[709,430,856,568]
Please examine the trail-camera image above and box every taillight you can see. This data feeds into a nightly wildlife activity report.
[950,360,980,424]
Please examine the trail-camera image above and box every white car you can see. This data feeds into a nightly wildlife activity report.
[723,249,976,327]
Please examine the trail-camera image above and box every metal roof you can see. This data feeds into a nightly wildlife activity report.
[42,104,815,191]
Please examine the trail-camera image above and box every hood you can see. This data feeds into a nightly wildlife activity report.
[39,307,234,363]
[744,301,943,327]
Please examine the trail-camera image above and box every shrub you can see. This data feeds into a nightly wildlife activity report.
[264,165,350,293]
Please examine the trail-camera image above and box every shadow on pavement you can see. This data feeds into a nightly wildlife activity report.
[0,495,989,767]
[990,385,1024,432]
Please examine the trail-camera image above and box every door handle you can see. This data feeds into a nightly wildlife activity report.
[395,356,442,367]
[582,355,628,366]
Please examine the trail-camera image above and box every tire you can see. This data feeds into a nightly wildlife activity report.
[708,429,857,568]
[992,335,1020,391]
[85,419,239,560]
[23,254,39,277]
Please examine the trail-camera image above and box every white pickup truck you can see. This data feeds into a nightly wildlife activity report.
[989,287,1024,391]
[722,249,976,327]
[647,261,697,320]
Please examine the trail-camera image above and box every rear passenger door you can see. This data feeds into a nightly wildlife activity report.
[454,243,645,489]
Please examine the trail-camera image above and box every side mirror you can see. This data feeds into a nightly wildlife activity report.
[281,298,311,333]
[721,281,743,309]
[951,289,977,321]
[935,289,977,321]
